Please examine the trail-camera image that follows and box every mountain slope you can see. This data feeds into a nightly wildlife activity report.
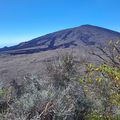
[0,24,120,55]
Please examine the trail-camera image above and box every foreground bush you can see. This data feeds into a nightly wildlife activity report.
[0,41,120,120]
[83,41,120,119]
[0,53,93,120]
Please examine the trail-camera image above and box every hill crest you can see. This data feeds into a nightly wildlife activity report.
[0,24,120,55]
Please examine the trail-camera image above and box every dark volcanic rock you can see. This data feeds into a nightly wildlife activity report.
[0,24,120,55]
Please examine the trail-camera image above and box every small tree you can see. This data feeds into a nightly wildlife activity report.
[82,40,120,120]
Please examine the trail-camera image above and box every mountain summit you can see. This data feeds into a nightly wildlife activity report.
[1,24,120,55]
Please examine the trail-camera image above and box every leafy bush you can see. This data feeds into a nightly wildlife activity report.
[82,41,120,120]
[45,52,78,89]
[0,41,120,120]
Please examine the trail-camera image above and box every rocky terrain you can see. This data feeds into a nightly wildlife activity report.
[0,24,120,83]
[0,24,120,55]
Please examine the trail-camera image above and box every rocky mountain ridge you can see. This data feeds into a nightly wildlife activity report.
[0,24,120,55]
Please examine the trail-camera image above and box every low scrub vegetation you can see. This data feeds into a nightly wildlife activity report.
[0,41,120,120]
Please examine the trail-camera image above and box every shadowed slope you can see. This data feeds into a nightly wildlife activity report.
[0,24,120,55]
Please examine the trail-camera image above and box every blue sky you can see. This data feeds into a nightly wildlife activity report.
[0,0,120,47]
